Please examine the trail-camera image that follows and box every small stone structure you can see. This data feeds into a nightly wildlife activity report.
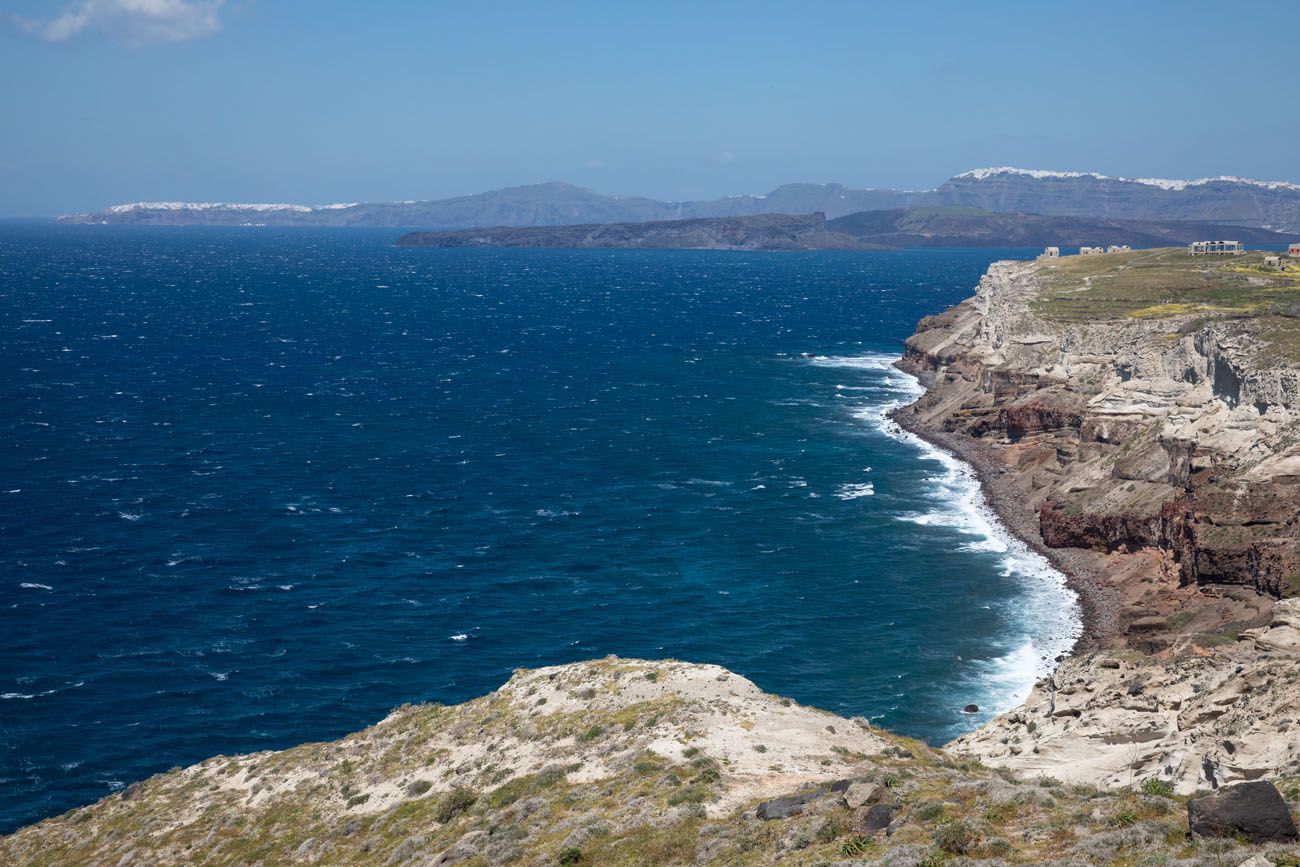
[1265,255,1283,270]
[1189,240,1243,255]
[1079,246,1105,255]
[1106,244,1132,253]
[1289,243,1300,258]
[1039,246,1060,259]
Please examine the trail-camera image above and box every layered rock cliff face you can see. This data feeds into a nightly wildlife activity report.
[895,249,1300,793]
[897,253,1300,651]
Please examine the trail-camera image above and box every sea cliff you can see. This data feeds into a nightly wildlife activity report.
[894,248,1300,794]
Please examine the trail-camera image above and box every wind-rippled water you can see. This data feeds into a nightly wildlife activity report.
[0,225,1078,832]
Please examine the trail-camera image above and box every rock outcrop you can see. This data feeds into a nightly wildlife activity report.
[950,600,1300,793]
[7,657,1300,866]
[1187,781,1299,841]
[897,248,1300,793]
[898,250,1300,652]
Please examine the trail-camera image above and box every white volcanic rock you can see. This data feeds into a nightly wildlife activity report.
[950,601,1300,793]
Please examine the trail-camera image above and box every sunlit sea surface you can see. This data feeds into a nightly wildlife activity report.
[0,225,1078,831]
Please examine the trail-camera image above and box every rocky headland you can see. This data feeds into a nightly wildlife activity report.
[895,248,1300,796]
[7,248,1300,866]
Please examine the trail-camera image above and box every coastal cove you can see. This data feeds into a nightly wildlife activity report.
[0,226,1081,832]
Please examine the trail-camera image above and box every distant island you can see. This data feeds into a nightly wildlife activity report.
[396,208,1293,251]
[59,167,1300,232]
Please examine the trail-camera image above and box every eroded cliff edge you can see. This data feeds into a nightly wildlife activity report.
[893,248,1300,792]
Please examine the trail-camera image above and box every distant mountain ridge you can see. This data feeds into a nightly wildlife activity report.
[396,208,1293,251]
[935,168,1300,230]
[59,181,919,229]
[61,167,1300,232]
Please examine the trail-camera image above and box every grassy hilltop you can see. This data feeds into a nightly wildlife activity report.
[1032,249,1300,359]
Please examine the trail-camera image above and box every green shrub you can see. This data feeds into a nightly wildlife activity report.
[537,764,578,787]
[667,785,709,806]
[405,779,432,797]
[1140,778,1175,798]
[633,756,664,775]
[433,786,478,823]
[982,801,1017,825]
[982,836,1013,856]
[915,801,946,821]
[840,835,877,856]
[576,725,605,743]
[488,778,527,808]
[1109,807,1139,828]
[557,847,583,864]
[934,819,976,854]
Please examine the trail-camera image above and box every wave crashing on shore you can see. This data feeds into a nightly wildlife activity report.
[811,353,1082,713]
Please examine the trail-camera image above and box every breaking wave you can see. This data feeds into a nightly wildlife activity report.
[812,352,1082,712]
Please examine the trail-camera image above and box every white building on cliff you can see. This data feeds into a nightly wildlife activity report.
[1188,240,1243,255]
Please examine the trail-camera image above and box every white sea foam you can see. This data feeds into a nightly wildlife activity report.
[20,582,54,590]
[809,352,1082,712]
[1,681,81,700]
[835,482,875,499]
[969,640,1041,710]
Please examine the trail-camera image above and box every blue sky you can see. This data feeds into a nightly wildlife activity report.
[3,0,1299,215]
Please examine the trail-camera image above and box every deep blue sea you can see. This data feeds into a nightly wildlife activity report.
[0,225,1079,833]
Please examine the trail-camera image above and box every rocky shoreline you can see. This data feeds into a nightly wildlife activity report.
[889,402,1121,653]
[894,249,1300,794]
